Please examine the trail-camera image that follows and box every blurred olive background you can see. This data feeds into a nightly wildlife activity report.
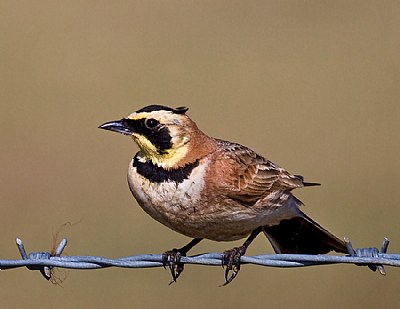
[1,1,399,308]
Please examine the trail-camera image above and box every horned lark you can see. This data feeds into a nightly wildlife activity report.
[99,104,347,285]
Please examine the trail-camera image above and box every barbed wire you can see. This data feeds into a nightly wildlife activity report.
[1,237,399,282]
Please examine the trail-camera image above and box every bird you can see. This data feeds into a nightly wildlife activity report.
[99,104,347,285]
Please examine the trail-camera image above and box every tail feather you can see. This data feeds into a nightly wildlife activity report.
[263,211,347,254]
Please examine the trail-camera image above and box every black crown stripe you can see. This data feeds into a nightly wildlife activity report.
[135,105,188,114]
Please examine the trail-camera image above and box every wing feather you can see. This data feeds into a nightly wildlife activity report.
[215,140,307,206]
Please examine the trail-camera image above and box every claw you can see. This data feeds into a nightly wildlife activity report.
[161,238,203,284]
[221,246,246,286]
[162,249,184,284]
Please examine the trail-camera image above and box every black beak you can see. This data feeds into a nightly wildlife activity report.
[98,119,134,135]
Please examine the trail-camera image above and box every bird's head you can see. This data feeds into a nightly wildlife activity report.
[99,105,214,168]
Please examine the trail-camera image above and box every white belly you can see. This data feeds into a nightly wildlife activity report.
[127,158,302,241]
[127,158,209,234]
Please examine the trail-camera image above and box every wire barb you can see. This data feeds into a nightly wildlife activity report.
[12,238,68,280]
[15,238,28,260]
[344,237,388,275]
[1,237,399,283]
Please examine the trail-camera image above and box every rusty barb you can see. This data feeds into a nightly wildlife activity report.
[0,237,399,283]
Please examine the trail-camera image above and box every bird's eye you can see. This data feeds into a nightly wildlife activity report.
[145,118,160,129]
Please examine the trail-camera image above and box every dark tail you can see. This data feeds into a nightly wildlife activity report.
[263,211,347,254]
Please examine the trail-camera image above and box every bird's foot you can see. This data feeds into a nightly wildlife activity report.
[162,238,202,285]
[162,249,185,284]
[221,245,246,286]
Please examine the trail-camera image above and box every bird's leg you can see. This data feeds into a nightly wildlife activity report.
[222,227,263,286]
[162,238,203,284]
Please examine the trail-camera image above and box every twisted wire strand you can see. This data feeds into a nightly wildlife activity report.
[1,238,399,279]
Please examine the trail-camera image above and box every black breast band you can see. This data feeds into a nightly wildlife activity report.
[132,156,199,183]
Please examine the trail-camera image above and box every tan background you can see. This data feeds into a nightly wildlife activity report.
[1,1,399,308]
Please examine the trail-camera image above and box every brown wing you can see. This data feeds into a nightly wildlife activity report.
[215,140,306,206]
